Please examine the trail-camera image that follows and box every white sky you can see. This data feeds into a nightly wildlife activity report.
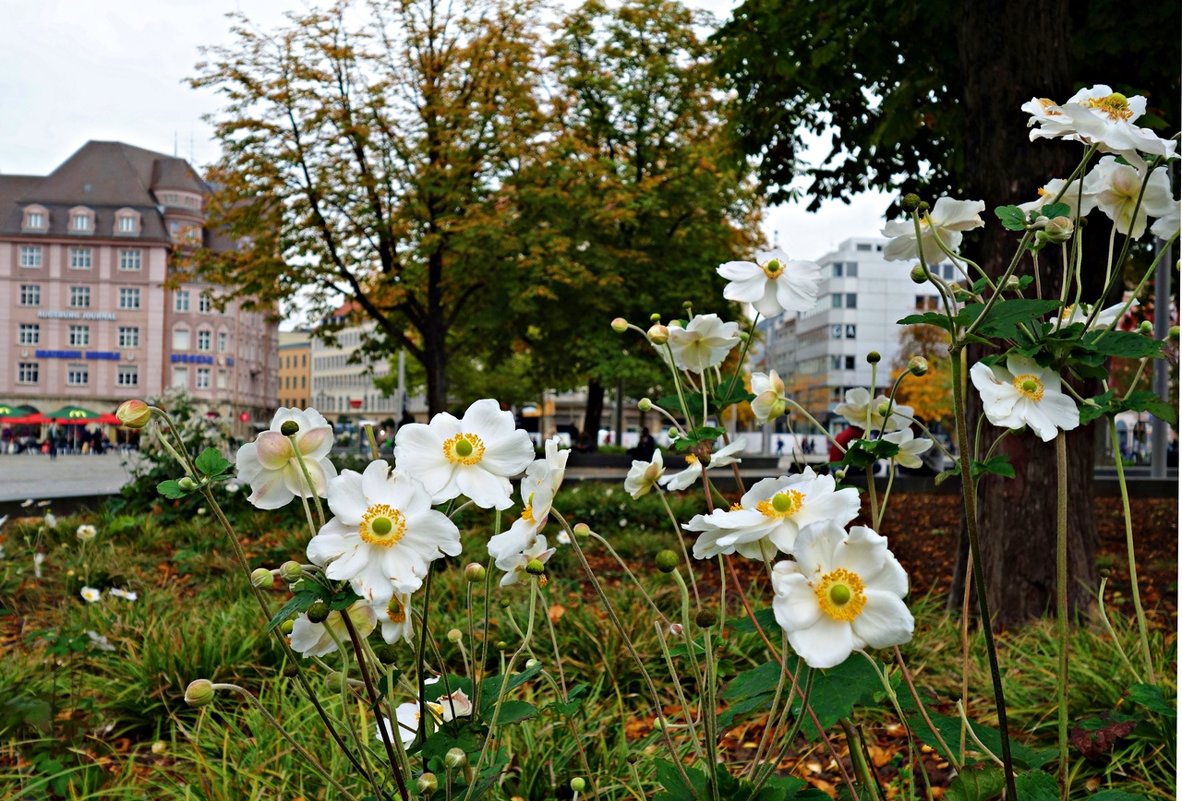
[0,0,892,269]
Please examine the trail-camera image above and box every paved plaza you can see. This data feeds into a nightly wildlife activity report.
[0,452,138,503]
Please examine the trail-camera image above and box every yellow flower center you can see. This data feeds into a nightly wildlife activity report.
[730,502,743,511]
[1012,374,1045,401]
[761,257,784,280]
[521,504,535,523]
[443,433,486,465]
[1060,304,1075,320]
[386,595,407,624]
[1037,97,1062,116]
[360,503,407,548]
[757,489,804,519]
[685,454,699,465]
[815,568,867,621]
[1085,92,1133,121]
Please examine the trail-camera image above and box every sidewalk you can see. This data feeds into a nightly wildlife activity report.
[0,453,137,502]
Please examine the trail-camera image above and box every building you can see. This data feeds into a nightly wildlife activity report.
[310,304,417,424]
[0,141,278,423]
[757,236,953,428]
[278,330,312,410]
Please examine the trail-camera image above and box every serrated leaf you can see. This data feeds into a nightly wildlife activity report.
[1041,202,1071,219]
[897,311,954,331]
[654,760,707,801]
[994,204,1027,231]
[1013,770,1059,800]
[722,659,783,701]
[490,699,536,725]
[1126,683,1175,718]
[1080,390,1118,425]
[962,299,1062,339]
[1082,329,1164,359]
[195,447,233,478]
[1122,391,1177,425]
[656,391,704,420]
[729,605,778,634]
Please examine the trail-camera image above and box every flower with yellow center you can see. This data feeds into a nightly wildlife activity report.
[488,437,569,568]
[661,438,747,492]
[750,370,788,424]
[236,407,337,510]
[289,600,377,658]
[772,522,913,669]
[378,592,414,644]
[307,460,461,600]
[1025,84,1176,169]
[624,449,665,498]
[665,314,741,373]
[1056,299,1138,331]
[1087,156,1175,238]
[970,354,1079,443]
[718,247,824,317]
[394,399,534,509]
[882,197,985,264]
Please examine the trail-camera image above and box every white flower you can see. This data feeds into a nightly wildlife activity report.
[44,512,57,529]
[379,702,423,747]
[488,437,569,565]
[224,481,241,494]
[1017,176,1099,219]
[499,536,555,587]
[80,586,102,603]
[661,438,746,492]
[1025,85,1177,168]
[108,588,138,601]
[288,600,377,658]
[880,428,933,470]
[377,593,414,645]
[1057,299,1138,331]
[1088,157,1175,239]
[665,314,741,373]
[307,460,461,600]
[772,522,913,669]
[236,407,338,510]
[624,449,665,498]
[430,689,473,723]
[718,248,823,317]
[86,630,116,652]
[21,499,34,508]
[882,197,985,264]
[970,355,1080,442]
[393,399,535,509]
[1151,198,1180,240]
[556,530,571,545]
[833,388,913,433]
[76,525,97,542]
[33,552,44,578]
[687,468,860,559]
[750,371,788,424]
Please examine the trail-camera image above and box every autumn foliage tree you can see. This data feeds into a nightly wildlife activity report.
[891,325,953,430]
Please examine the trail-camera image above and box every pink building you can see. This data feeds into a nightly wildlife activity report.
[0,141,277,424]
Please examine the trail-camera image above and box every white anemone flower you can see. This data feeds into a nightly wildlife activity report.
[1087,157,1175,239]
[660,438,746,492]
[499,536,556,587]
[882,197,985,264]
[393,399,535,509]
[1151,199,1180,240]
[624,449,665,498]
[236,407,337,510]
[430,689,474,723]
[833,388,913,433]
[688,468,860,559]
[488,437,569,565]
[379,703,424,747]
[880,428,933,470]
[665,314,741,373]
[750,371,788,424]
[80,586,102,603]
[717,248,824,317]
[289,600,378,658]
[108,588,138,601]
[1017,176,1099,219]
[44,512,57,530]
[970,355,1080,442]
[76,524,97,542]
[308,460,461,600]
[33,552,44,578]
[772,522,913,669]
[86,630,116,652]
[1057,299,1138,331]
[377,593,414,644]
[1026,85,1177,168]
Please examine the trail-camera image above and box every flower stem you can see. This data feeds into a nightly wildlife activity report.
[1109,420,1156,683]
[1055,431,1071,801]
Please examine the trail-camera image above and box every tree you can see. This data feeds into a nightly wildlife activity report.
[712,0,1179,624]
[892,325,953,430]
[508,0,763,442]
[190,0,544,415]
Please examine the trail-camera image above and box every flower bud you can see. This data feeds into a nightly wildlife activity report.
[917,200,930,213]
[250,568,274,589]
[464,563,486,583]
[279,420,300,436]
[446,628,463,643]
[573,522,591,539]
[417,772,438,796]
[151,741,167,755]
[611,317,629,333]
[496,640,510,651]
[649,312,662,322]
[1169,326,1180,341]
[282,662,298,677]
[184,679,215,707]
[499,597,511,608]
[374,643,399,664]
[738,330,751,343]
[669,623,684,637]
[526,658,540,669]
[695,608,718,628]
[866,351,881,364]
[900,193,922,212]
[525,559,546,575]
[324,670,349,693]
[116,399,152,429]
[306,601,330,624]
[177,476,198,491]
[907,356,930,377]
[1042,215,1074,243]
[638,397,653,412]
[1139,320,1154,334]
[655,550,679,573]
[279,561,303,582]
[445,748,468,770]
[570,778,587,792]
[280,619,295,635]
[647,323,670,345]
[910,265,928,284]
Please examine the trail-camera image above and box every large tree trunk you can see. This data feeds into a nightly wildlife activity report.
[951,0,1099,626]
[582,379,606,451]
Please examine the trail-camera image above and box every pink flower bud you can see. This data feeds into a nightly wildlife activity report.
[116,399,151,429]
[254,431,294,469]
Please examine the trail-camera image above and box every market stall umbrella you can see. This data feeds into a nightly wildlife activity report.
[97,413,122,425]
[45,405,103,423]
[6,413,50,425]
[0,404,24,418]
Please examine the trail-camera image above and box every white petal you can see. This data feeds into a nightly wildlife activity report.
[456,467,514,510]
[461,399,517,441]
[788,615,856,669]
[851,590,915,649]
[327,470,368,526]
[772,572,823,631]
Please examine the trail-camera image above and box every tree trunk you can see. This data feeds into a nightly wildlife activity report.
[951,0,1099,626]
[582,379,605,451]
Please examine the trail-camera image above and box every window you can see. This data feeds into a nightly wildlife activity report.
[832,263,843,278]
[198,293,212,313]
[172,367,189,388]
[119,215,136,232]
[23,210,45,230]
[218,331,228,352]
[845,324,857,339]
[19,323,40,345]
[845,293,857,309]
[67,364,89,385]
[20,284,41,306]
[118,366,139,386]
[943,263,956,280]
[173,327,190,350]
[71,213,92,232]
[830,324,843,339]
[70,247,92,269]
[847,263,859,277]
[845,355,856,370]
[197,330,211,351]
[830,355,843,370]
[118,326,140,348]
[217,369,228,390]
[831,294,843,308]
[856,243,872,252]
[119,287,141,310]
[174,290,190,312]
[69,325,90,347]
[19,246,42,268]
[196,367,211,389]
[70,286,91,308]
[18,362,39,384]
[915,295,939,311]
[119,249,141,270]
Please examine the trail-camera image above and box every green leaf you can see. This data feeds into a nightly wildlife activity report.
[946,763,1006,801]
[478,661,543,715]
[1126,683,1175,718]
[797,657,884,731]
[898,698,1055,769]
[962,299,1061,339]
[1084,330,1164,359]
[971,455,1015,479]
[934,463,962,486]
[729,606,778,634]
[490,699,536,725]
[1013,770,1059,801]
[713,373,756,408]
[722,659,783,702]
[897,311,954,331]
[195,447,233,478]
[156,479,192,499]
[653,760,707,801]
[656,391,704,420]
[1080,390,1117,425]
[1040,202,1071,219]
[994,204,1027,231]
[267,590,316,632]
[1122,391,1178,425]
[1088,791,1150,800]
[327,587,363,610]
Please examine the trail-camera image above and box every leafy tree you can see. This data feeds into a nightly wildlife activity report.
[892,326,953,430]
[189,0,544,415]
[713,0,1179,623]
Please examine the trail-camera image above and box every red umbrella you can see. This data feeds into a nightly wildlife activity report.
[5,413,49,425]
[97,413,121,425]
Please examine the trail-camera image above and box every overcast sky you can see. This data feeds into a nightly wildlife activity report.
[0,0,893,267]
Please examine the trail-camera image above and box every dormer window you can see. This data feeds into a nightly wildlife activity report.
[114,208,141,236]
[21,205,48,233]
[68,206,95,235]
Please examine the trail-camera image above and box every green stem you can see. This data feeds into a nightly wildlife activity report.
[657,491,699,604]
[1055,432,1069,800]
[750,669,814,793]
[840,718,883,801]
[1109,420,1156,683]
[289,434,326,530]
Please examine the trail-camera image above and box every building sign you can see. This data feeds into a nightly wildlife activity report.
[35,349,121,361]
[37,311,118,321]
[170,354,214,364]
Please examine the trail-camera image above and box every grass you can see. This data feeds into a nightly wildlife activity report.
[0,484,1175,799]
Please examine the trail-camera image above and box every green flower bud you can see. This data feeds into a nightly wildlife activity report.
[446,628,463,643]
[282,662,298,677]
[496,640,510,651]
[900,193,922,212]
[306,601,330,624]
[324,670,348,693]
[655,550,679,573]
[649,312,662,322]
[464,563,486,583]
[1169,326,1180,341]
[570,777,587,792]
[373,644,399,664]
[866,351,881,364]
[611,317,629,333]
[525,559,546,575]
[445,747,468,770]
[647,323,670,345]
[417,772,438,796]
[250,568,274,589]
[695,608,718,628]
[280,619,295,635]
[184,679,215,707]
[908,356,930,377]
[279,561,303,583]
[499,597,512,608]
[526,658,540,669]
[910,265,928,283]
[638,397,653,412]
[917,200,930,214]
[1139,320,1154,334]
[279,420,300,437]
[177,476,198,491]
[1042,215,1074,243]
[573,522,591,539]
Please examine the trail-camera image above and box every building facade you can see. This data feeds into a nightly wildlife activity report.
[0,141,277,422]
[757,237,953,427]
[278,330,312,410]
[310,306,417,423]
